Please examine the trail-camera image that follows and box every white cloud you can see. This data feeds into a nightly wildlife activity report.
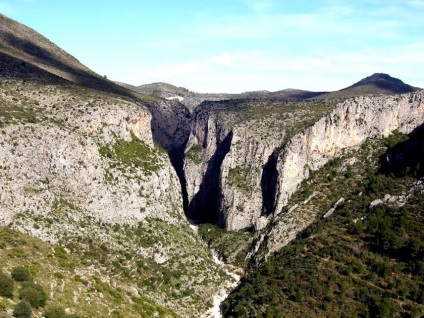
[198,6,405,44]
[76,0,424,93]
[123,40,424,93]
[402,0,424,7]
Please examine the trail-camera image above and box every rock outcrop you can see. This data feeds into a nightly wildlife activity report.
[147,98,192,210]
[273,92,424,215]
[0,81,182,227]
[184,100,287,230]
[184,92,424,236]
[0,77,232,317]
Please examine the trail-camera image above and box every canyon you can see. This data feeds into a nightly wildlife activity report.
[0,12,423,317]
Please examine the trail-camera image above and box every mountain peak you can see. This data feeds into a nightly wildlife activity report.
[353,73,407,87]
[316,73,419,99]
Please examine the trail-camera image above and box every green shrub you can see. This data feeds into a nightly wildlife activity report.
[0,298,7,311]
[11,266,32,282]
[13,300,32,318]
[185,144,203,164]
[344,166,354,178]
[19,282,47,308]
[370,297,396,318]
[0,271,14,298]
[44,305,66,318]
[228,166,250,193]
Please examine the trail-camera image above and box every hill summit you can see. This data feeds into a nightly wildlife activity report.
[317,73,419,99]
[351,73,417,93]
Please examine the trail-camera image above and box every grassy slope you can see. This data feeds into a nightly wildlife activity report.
[0,227,178,318]
[223,133,424,318]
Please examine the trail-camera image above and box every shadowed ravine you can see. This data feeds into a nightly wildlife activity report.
[261,152,279,217]
[168,146,190,213]
[188,131,234,226]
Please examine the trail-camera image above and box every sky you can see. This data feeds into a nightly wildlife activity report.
[1,0,424,93]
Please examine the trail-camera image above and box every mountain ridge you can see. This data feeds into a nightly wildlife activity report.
[122,73,420,111]
[1,13,424,318]
[124,72,419,98]
[0,13,137,97]
[0,13,233,317]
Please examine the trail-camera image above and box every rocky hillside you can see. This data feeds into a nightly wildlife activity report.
[223,131,424,317]
[0,71,233,317]
[0,14,236,317]
[184,92,424,236]
[1,12,424,318]
[0,14,133,96]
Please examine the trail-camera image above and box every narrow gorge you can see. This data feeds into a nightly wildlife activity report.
[1,12,424,318]
[159,91,424,257]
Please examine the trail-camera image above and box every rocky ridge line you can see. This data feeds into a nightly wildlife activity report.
[183,91,424,243]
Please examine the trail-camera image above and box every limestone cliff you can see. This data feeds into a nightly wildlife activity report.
[265,91,424,254]
[0,77,229,316]
[274,92,424,213]
[184,92,424,241]
[184,99,336,230]
[0,81,181,227]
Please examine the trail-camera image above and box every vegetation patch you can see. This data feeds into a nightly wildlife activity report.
[0,97,38,126]
[185,144,203,164]
[198,223,255,267]
[0,227,178,317]
[99,134,163,174]
[0,271,14,298]
[228,166,251,194]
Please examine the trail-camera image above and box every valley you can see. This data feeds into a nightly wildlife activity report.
[0,12,423,318]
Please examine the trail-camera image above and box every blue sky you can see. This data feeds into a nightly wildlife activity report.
[1,0,424,93]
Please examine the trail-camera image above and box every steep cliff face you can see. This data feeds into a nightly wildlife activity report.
[0,80,181,228]
[184,101,279,229]
[274,92,424,213]
[147,98,191,210]
[0,78,232,316]
[184,99,336,230]
[185,92,424,237]
[264,91,424,254]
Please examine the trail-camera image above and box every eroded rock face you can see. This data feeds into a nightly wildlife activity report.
[0,82,183,228]
[274,92,424,215]
[146,98,192,212]
[149,99,191,152]
[184,92,424,232]
[184,102,283,230]
[0,80,233,316]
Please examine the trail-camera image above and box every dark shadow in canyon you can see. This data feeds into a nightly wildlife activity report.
[187,130,233,227]
[261,152,279,217]
[168,145,189,212]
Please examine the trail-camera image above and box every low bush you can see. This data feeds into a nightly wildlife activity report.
[0,272,14,298]
[13,300,32,318]
[44,305,66,318]
[11,266,32,282]
[19,282,47,308]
